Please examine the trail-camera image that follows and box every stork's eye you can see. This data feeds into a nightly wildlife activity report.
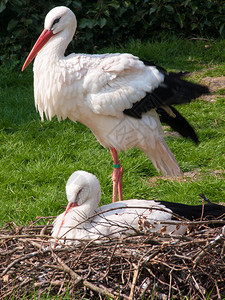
[52,17,61,26]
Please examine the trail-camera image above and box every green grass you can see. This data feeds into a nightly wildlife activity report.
[0,37,225,227]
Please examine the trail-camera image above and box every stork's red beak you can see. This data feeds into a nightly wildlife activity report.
[64,201,78,216]
[22,29,54,71]
[55,201,78,238]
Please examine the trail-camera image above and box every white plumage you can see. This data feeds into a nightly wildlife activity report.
[22,6,208,202]
[52,171,187,244]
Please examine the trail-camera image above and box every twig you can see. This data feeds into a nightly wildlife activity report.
[215,280,221,300]
[40,221,51,235]
[168,267,174,299]
[191,275,206,300]
[1,278,33,298]
[193,225,225,266]
[52,252,116,299]
[34,280,63,287]
[30,216,56,225]
[102,243,117,280]
[0,234,52,239]
[200,197,205,221]
[71,238,96,269]
[2,250,40,276]
[145,267,178,291]
[158,219,225,226]
[139,278,151,299]
[199,193,212,204]
[129,263,140,300]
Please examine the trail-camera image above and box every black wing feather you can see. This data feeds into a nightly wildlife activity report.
[123,60,209,143]
[157,106,199,144]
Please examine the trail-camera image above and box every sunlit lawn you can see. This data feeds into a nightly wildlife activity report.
[0,37,224,227]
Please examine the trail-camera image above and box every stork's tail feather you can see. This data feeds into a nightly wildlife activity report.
[160,200,225,221]
[142,137,183,177]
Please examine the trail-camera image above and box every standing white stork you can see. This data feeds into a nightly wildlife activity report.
[22,6,209,203]
[52,171,225,244]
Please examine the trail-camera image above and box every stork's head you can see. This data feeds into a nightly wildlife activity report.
[44,6,77,36]
[54,171,101,239]
[65,170,101,209]
[22,6,77,71]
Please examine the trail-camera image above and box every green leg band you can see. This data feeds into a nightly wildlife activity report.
[113,164,120,168]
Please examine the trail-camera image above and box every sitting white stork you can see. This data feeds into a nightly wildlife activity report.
[22,6,209,202]
[52,171,225,245]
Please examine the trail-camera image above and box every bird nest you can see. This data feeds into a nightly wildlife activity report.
[0,218,225,300]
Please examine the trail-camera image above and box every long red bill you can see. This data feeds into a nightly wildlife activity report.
[55,201,78,239]
[22,28,54,71]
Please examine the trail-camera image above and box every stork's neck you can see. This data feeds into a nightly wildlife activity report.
[77,201,96,219]
[70,184,101,220]
[39,33,71,60]
[33,29,78,121]
[68,195,100,230]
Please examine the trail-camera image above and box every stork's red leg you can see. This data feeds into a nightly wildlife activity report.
[110,147,123,202]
